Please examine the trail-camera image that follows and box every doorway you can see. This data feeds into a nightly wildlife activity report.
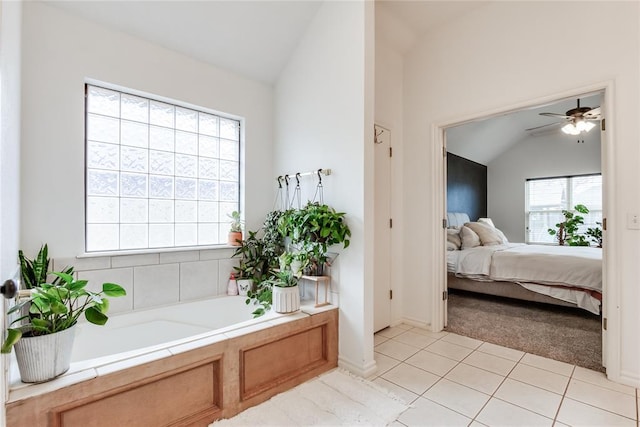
[435,85,612,373]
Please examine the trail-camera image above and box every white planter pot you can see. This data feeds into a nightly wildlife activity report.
[237,279,253,296]
[272,285,300,313]
[14,325,76,383]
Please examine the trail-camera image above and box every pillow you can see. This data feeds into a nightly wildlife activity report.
[446,228,461,249]
[459,225,481,249]
[464,221,507,246]
[477,217,495,227]
[446,241,458,251]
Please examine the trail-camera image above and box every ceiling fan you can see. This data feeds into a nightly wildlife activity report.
[525,99,601,136]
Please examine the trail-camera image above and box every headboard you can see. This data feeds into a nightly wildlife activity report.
[447,212,470,228]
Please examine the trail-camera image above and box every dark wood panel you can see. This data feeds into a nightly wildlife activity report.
[447,152,487,221]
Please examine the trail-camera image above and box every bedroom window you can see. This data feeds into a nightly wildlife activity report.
[525,174,602,244]
[85,84,241,252]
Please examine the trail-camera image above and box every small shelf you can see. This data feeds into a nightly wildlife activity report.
[299,275,331,307]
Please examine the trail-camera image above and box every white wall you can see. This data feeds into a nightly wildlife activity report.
[274,1,374,376]
[19,2,274,311]
[374,31,404,326]
[0,0,22,418]
[403,1,639,386]
[488,131,601,242]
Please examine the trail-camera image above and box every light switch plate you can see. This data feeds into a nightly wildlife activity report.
[627,213,640,230]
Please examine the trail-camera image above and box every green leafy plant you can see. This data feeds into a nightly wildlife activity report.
[18,244,73,289]
[586,222,603,248]
[245,270,299,317]
[228,211,242,233]
[278,202,351,275]
[262,210,285,267]
[1,272,126,353]
[548,204,590,246]
[232,230,272,283]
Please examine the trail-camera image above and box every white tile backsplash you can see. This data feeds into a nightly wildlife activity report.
[112,253,159,268]
[218,258,238,295]
[199,248,236,260]
[55,256,111,272]
[179,260,219,301]
[159,250,199,264]
[133,263,180,309]
[77,267,134,314]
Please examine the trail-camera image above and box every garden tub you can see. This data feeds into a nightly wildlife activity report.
[7,295,338,426]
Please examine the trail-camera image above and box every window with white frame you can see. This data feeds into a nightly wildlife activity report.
[525,174,602,244]
[85,84,240,252]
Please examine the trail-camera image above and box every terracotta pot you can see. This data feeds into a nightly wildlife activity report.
[228,231,242,246]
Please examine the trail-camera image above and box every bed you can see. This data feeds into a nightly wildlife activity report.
[446,213,602,315]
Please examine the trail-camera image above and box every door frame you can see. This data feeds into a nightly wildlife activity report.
[430,81,618,381]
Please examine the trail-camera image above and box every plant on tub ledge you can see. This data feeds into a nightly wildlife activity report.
[246,269,300,317]
[1,271,126,383]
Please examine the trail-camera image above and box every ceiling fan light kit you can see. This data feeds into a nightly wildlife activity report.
[561,119,596,135]
[526,98,601,137]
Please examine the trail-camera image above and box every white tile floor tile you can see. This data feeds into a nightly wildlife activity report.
[494,378,563,419]
[398,396,472,427]
[373,334,389,346]
[520,352,574,376]
[405,349,458,377]
[371,325,640,427]
[565,378,637,419]
[408,327,449,339]
[376,326,408,338]
[556,397,637,427]
[423,378,491,418]
[441,332,484,349]
[393,331,438,349]
[508,362,570,395]
[381,363,440,395]
[425,339,474,361]
[445,363,505,395]
[463,350,518,376]
[477,341,525,362]
[375,339,420,361]
[476,397,554,427]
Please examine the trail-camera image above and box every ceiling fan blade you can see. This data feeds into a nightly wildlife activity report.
[525,122,562,132]
[539,112,571,119]
[583,107,601,119]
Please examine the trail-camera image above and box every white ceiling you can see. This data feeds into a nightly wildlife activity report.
[45,0,322,85]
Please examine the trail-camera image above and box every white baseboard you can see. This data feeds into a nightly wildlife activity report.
[338,355,377,378]
[399,316,431,330]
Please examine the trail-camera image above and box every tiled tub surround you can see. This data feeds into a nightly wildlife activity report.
[6,295,338,426]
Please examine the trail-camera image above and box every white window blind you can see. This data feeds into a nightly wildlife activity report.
[526,174,602,244]
[85,84,240,252]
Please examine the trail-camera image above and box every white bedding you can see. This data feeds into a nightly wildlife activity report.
[448,243,602,314]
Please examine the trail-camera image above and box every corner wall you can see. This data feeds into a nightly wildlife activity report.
[274,1,374,375]
[403,1,639,385]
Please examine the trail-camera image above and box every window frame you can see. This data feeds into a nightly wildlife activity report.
[83,82,243,255]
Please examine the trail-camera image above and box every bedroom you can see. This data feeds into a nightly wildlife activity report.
[444,93,604,370]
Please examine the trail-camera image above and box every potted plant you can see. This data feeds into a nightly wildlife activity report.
[262,210,285,267]
[246,269,300,316]
[231,230,271,295]
[278,251,308,277]
[19,244,74,289]
[586,221,603,248]
[1,272,126,383]
[279,202,351,275]
[548,204,590,246]
[228,210,243,246]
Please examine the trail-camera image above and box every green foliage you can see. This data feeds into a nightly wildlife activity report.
[262,210,285,267]
[1,272,126,354]
[547,204,591,246]
[245,270,299,318]
[232,230,272,282]
[278,202,351,274]
[18,244,74,289]
[586,222,603,248]
[228,211,242,233]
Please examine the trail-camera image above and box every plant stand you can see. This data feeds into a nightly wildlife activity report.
[301,275,331,308]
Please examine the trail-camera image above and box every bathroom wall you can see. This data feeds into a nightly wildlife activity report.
[274,1,374,375]
[0,0,23,417]
[20,2,274,309]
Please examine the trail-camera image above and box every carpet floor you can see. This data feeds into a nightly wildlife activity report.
[210,369,409,426]
[445,290,604,372]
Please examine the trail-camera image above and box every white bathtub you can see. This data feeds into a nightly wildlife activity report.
[9,294,302,398]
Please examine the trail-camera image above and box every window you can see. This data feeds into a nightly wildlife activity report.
[85,84,240,252]
[525,174,602,244]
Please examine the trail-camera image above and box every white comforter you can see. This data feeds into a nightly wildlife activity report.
[450,243,602,314]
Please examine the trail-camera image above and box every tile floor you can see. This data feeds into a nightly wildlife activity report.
[371,324,639,427]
